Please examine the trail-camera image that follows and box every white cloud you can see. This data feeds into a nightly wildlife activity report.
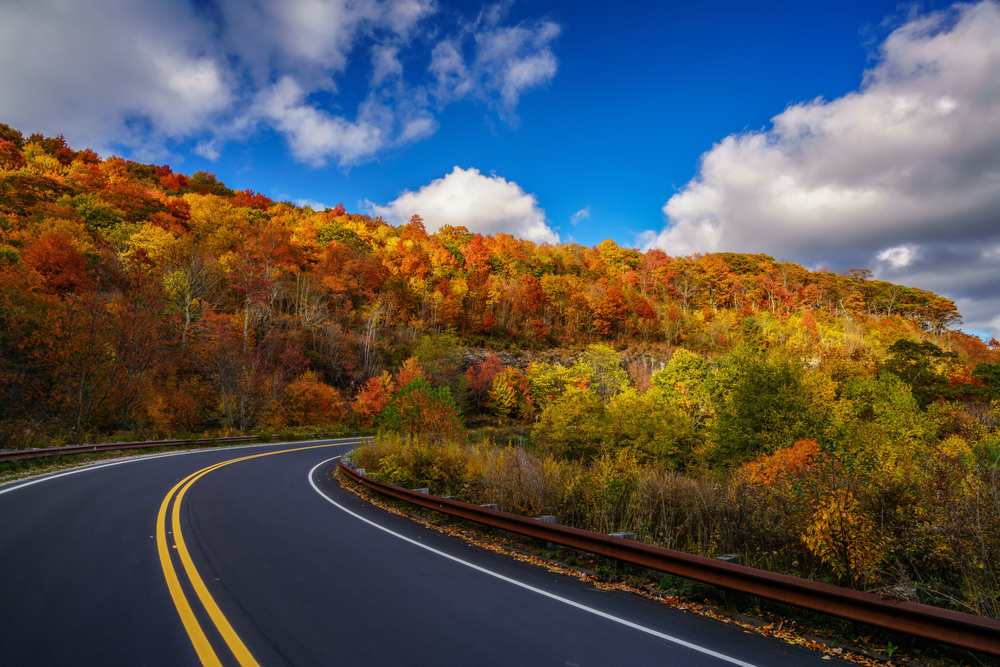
[294,198,329,210]
[369,166,559,244]
[643,0,1000,336]
[0,0,556,166]
[256,77,389,167]
[876,244,919,269]
[0,0,232,152]
[371,45,404,86]
[429,9,560,117]
[570,207,590,225]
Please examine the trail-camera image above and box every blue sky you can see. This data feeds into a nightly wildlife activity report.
[2,0,999,337]
[174,0,934,244]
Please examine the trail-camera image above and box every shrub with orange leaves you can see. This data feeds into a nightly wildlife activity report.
[394,356,425,390]
[283,371,344,427]
[352,372,394,428]
[742,438,822,487]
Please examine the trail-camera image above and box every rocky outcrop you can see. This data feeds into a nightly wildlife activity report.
[459,346,678,373]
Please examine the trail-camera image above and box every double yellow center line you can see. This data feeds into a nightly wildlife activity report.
[157,443,349,666]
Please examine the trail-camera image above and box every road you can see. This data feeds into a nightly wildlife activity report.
[0,440,848,666]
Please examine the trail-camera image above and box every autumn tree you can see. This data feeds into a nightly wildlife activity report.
[377,377,463,439]
[884,339,958,408]
[532,386,608,460]
[467,352,504,407]
[282,371,344,427]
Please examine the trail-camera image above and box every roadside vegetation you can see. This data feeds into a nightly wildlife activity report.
[2,122,999,627]
[350,332,1000,623]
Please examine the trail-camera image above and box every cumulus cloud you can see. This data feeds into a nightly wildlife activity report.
[429,7,560,117]
[369,166,559,244]
[0,0,557,166]
[642,0,1000,335]
[0,0,232,154]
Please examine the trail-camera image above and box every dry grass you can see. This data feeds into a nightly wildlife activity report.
[351,433,1000,619]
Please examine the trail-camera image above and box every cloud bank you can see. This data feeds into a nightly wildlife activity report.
[0,0,559,166]
[370,166,559,244]
[641,0,1000,335]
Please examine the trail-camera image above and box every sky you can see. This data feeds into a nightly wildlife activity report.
[2,0,999,338]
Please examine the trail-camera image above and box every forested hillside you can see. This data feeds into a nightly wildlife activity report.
[4,123,1000,619]
[2,123,994,441]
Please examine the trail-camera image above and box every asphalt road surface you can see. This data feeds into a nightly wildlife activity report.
[0,440,849,666]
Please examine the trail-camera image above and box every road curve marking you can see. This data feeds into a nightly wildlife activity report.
[159,441,357,667]
[158,463,230,667]
[309,456,759,667]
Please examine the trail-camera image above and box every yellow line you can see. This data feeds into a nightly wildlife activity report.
[159,442,356,667]
[157,463,231,667]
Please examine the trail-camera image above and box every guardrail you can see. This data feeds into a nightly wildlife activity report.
[338,460,1000,657]
[0,433,354,463]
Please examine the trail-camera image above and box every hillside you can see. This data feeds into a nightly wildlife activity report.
[1,123,996,440]
[5,123,1000,627]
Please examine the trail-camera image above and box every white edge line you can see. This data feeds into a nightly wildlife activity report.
[0,438,361,497]
[308,456,759,667]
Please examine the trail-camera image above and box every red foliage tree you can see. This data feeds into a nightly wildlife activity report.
[24,233,91,295]
[466,352,504,407]
[0,140,26,170]
[231,189,274,210]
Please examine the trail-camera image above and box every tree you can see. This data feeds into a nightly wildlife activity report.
[604,387,694,466]
[532,386,609,460]
[593,284,627,338]
[0,140,26,170]
[282,371,344,426]
[23,233,91,296]
[972,362,1000,401]
[353,372,394,428]
[377,377,463,439]
[652,349,712,429]
[198,317,305,431]
[414,331,465,392]
[576,343,629,401]
[48,273,170,431]
[164,248,221,345]
[487,367,535,422]
[711,349,827,463]
[467,352,504,407]
[884,339,958,408]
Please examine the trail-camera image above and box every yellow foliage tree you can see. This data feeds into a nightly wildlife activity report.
[802,489,888,583]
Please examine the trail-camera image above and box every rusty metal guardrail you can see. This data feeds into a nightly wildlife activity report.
[0,433,354,463]
[338,459,1000,657]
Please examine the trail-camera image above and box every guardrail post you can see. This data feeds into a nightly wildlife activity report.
[715,554,748,612]
[537,516,558,550]
[609,533,636,571]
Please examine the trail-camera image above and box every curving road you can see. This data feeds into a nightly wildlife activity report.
[0,440,847,666]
